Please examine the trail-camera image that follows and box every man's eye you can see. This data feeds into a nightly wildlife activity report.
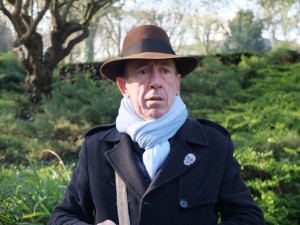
[161,67,171,75]
[138,69,147,75]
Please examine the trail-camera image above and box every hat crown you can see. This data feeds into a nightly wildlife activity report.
[121,25,175,57]
[100,24,199,82]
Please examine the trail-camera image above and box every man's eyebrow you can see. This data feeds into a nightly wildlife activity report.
[158,60,174,67]
[135,62,148,67]
[132,59,174,68]
[160,62,172,66]
[131,60,149,68]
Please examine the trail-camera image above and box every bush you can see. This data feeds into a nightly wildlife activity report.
[207,51,300,225]
[181,56,244,117]
[0,154,72,225]
[0,68,122,161]
[235,143,300,225]
[0,51,25,92]
[264,47,300,65]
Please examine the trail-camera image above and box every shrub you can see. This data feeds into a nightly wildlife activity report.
[0,51,25,92]
[181,56,244,117]
[235,143,300,225]
[0,154,71,225]
[208,55,300,225]
[264,47,300,65]
[0,68,122,161]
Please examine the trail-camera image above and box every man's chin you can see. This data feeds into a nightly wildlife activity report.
[141,109,168,121]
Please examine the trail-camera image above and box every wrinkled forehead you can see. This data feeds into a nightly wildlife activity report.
[125,59,176,70]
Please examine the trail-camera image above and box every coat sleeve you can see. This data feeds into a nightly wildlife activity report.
[217,139,266,225]
[48,139,94,225]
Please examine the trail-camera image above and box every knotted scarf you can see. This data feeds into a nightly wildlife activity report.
[116,96,187,179]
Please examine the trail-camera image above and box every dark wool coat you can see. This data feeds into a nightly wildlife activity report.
[48,118,266,225]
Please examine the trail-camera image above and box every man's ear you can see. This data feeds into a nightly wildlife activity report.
[116,77,129,98]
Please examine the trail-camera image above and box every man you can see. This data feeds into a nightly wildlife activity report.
[48,25,265,225]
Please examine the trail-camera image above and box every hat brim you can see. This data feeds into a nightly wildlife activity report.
[100,52,199,82]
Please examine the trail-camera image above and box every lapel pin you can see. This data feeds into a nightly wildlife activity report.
[183,153,196,166]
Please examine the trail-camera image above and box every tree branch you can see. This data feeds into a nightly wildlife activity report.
[50,0,62,29]
[13,0,22,17]
[61,0,76,21]
[22,0,31,14]
[0,0,24,38]
[81,0,112,26]
[64,26,89,56]
[0,1,13,20]
[4,0,15,5]
[21,0,51,42]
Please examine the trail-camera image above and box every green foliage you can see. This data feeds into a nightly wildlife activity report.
[207,50,300,225]
[33,74,122,157]
[0,53,122,161]
[181,56,244,117]
[223,10,266,53]
[57,62,103,82]
[182,48,300,224]
[45,74,122,125]
[0,156,71,225]
[264,47,300,65]
[0,90,33,163]
[1,48,300,225]
[0,51,25,92]
[235,144,300,225]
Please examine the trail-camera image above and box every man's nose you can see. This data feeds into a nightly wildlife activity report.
[149,68,162,89]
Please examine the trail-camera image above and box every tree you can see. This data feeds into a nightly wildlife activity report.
[126,0,187,53]
[94,2,188,59]
[122,0,229,54]
[190,13,222,55]
[223,10,265,53]
[255,0,300,47]
[0,0,117,106]
[96,6,126,59]
[84,1,125,62]
[52,0,231,63]
[129,8,186,52]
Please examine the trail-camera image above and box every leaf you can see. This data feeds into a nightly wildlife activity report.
[22,212,45,219]
[0,213,14,225]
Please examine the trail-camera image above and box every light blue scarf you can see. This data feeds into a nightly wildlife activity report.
[116,96,187,179]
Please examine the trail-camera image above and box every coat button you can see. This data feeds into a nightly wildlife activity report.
[179,199,188,208]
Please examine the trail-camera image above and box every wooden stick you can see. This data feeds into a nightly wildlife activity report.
[115,172,131,225]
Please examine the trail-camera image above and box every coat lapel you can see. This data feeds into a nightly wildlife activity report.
[105,133,148,199]
[146,118,209,194]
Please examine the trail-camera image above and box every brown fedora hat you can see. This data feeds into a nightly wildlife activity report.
[100,25,199,82]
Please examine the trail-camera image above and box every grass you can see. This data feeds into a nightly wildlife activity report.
[0,151,72,225]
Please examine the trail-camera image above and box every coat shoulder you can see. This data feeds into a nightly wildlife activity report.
[84,123,116,138]
[195,118,231,137]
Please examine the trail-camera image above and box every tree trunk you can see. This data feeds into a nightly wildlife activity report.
[18,32,52,105]
[21,23,88,105]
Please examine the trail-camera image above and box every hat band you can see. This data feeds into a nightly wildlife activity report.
[121,39,175,57]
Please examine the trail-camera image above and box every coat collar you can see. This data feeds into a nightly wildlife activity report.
[101,118,208,145]
[104,118,209,198]
[170,118,208,146]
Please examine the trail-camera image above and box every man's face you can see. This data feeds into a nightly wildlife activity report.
[116,59,181,121]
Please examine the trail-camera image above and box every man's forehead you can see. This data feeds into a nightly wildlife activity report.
[126,59,175,68]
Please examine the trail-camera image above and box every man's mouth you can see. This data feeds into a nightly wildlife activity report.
[147,96,163,101]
